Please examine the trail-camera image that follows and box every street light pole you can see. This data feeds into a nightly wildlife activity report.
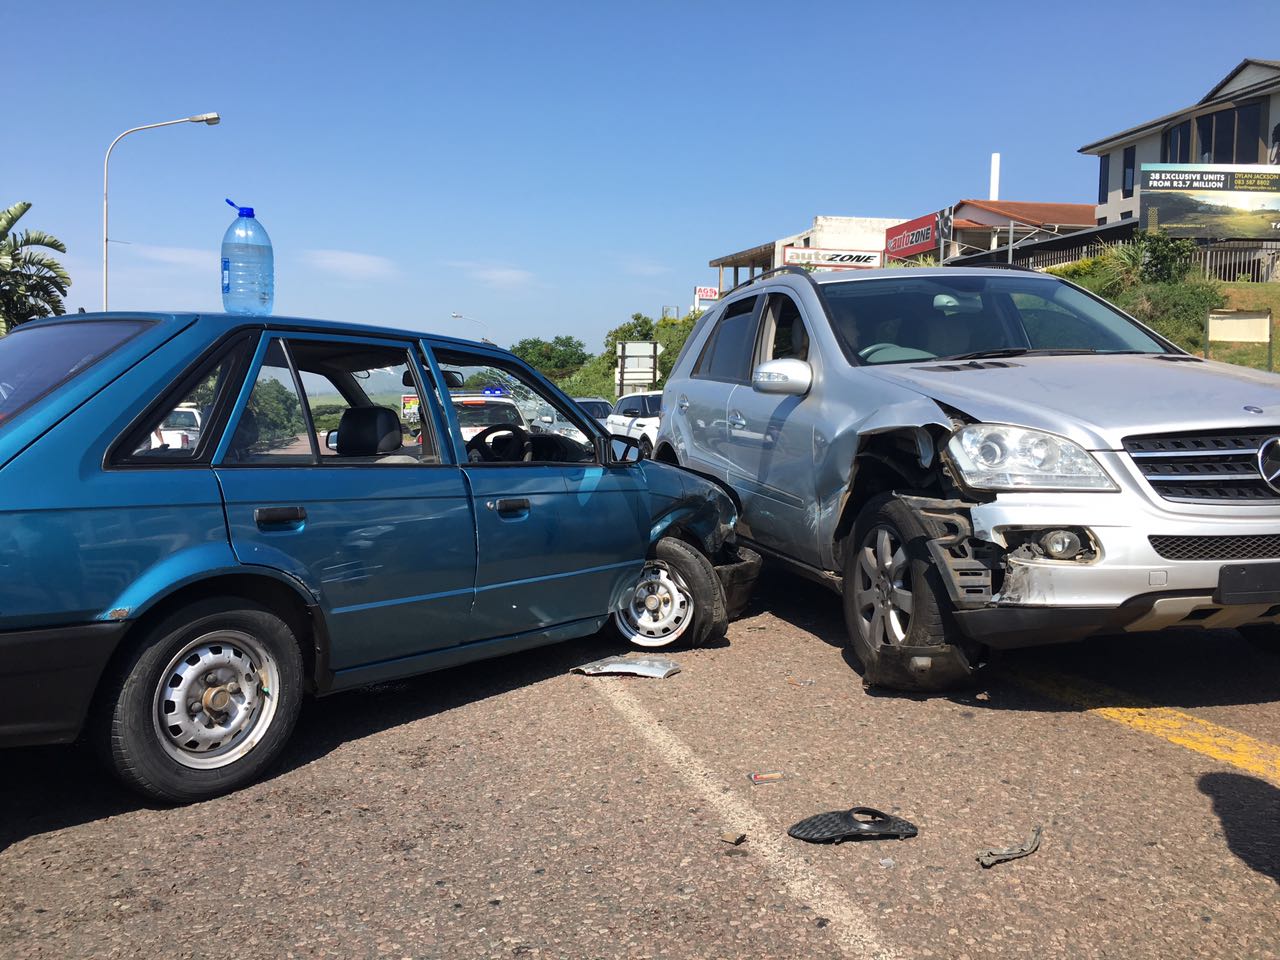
[102,112,220,311]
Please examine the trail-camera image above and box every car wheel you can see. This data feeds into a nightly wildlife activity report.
[93,597,304,803]
[638,437,653,460]
[614,538,727,649]
[842,492,980,692]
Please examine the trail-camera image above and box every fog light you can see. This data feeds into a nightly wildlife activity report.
[1041,529,1083,559]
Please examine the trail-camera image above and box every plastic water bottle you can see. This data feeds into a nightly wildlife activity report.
[221,199,274,315]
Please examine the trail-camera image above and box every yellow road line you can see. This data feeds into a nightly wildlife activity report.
[1011,670,1280,786]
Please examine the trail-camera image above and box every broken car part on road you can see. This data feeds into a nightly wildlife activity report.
[976,824,1043,868]
[572,655,682,679]
[788,807,919,844]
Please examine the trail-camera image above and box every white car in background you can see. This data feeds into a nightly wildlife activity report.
[606,390,662,459]
[450,392,530,442]
[150,403,203,450]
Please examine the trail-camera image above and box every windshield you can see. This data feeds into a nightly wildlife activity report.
[0,319,150,425]
[452,400,524,427]
[819,274,1170,365]
[576,400,611,419]
[162,409,199,429]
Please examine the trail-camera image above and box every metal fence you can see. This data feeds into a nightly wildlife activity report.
[1017,239,1280,281]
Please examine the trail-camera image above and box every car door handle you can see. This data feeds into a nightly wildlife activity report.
[728,412,747,429]
[488,498,531,518]
[678,395,690,412]
[254,505,307,527]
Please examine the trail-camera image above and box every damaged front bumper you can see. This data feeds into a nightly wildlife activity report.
[907,477,1280,649]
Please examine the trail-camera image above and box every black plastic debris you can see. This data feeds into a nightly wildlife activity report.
[788,807,918,844]
[977,825,1042,868]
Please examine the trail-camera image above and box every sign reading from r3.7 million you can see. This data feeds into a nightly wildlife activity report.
[782,247,881,270]
[1140,163,1280,239]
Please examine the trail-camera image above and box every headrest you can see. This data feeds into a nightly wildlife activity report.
[336,406,402,457]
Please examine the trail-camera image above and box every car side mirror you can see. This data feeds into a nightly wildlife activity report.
[599,433,645,464]
[752,358,813,396]
[620,406,642,417]
[325,430,339,451]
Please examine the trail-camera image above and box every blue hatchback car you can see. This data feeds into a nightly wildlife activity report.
[0,313,755,802]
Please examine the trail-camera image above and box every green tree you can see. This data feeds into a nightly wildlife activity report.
[0,202,72,332]
[509,335,590,379]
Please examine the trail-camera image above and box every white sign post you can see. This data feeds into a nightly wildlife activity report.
[1206,309,1273,370]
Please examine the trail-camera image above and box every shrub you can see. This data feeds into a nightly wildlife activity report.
[1111,280,1225,353]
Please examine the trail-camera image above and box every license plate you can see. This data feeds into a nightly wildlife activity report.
[1215,563,1280,605]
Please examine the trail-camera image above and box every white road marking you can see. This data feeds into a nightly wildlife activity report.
[592,678,897,960]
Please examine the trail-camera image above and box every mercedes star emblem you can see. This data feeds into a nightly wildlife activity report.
[1258,437,1280,494]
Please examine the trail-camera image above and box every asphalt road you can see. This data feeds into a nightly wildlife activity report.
[2,572,1278,959]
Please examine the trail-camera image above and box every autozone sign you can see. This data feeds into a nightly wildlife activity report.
[885,212,939,259]
[694,286,720,300]
[782,247,881,270]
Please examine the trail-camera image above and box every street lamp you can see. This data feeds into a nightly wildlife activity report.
[102,112,221,310]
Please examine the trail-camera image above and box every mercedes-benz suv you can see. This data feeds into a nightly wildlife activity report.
[656,265,1280,691]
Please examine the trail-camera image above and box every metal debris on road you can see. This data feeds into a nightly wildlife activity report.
[787,807,919,843]
[719,832,747,845]
[571,655,681,679]
[977,824,1042,868]
[747,771,786,786]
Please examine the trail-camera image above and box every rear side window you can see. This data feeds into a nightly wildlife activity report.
[694,296,758,382]
[0,320,149,425]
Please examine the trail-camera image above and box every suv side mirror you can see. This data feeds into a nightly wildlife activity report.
[620,406,642,417]
[325,430,340,451]
[752,358,813,396]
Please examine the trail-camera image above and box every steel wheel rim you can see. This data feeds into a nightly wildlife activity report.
[615,562,694,648]
[853,524,913,648]
[151,629,281,770]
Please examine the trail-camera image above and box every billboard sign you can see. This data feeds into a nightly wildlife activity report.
[401,394,420,423]
[885,212,939,259]
[782,246,881,270]
[1140,163,1280,239]
[694,286,719,301]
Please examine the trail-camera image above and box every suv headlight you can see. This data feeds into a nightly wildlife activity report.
[947,424,1116,491]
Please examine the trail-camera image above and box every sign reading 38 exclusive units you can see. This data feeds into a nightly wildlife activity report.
[1140,163,1280,239]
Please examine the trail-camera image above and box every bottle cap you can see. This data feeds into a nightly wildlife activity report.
[225,198,255,218]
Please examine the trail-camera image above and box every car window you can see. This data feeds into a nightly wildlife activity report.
[694,296,758,382]
[224,340,315,464]
[577,400,610,419]
[125,355,237,461]
[288,339,439,465]
[820,275,1167,365]
[644,394,663,416]
[0,319,150,426]
[760,293,810,363]
[435,350,595,464]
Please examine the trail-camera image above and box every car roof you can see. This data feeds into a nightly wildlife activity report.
[809,266,1053,285]
[22,311,497,352]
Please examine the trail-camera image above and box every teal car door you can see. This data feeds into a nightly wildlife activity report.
[426,344,647,640]
[214,333,477,674]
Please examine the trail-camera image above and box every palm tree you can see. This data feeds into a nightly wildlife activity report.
[0,202,72,333]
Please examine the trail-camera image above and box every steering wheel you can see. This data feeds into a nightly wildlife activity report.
[466,423,533,463]
[856,342,900,361]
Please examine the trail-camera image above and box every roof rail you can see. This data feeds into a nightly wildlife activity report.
[944,260,1039,272]
[721,265,818,297]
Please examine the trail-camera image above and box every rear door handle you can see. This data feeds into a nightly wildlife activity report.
[254,505,307,527]
[678,395,690,412]
[728,411,747,430]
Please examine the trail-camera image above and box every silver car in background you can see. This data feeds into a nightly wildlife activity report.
[656,265,1280,691]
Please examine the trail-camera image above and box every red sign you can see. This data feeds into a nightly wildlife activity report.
[885,212,939,260]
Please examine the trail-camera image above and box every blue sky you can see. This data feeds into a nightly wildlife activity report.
[6,1,1276,349]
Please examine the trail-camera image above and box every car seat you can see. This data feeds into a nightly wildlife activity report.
[336,406,416,462]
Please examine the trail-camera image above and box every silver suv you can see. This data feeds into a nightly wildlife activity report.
[656,266,1280,690]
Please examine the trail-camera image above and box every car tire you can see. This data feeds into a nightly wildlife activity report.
[92,597,304,804]
[614,538,727,649]
[638,437,653,461]
[842,492,981,692]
